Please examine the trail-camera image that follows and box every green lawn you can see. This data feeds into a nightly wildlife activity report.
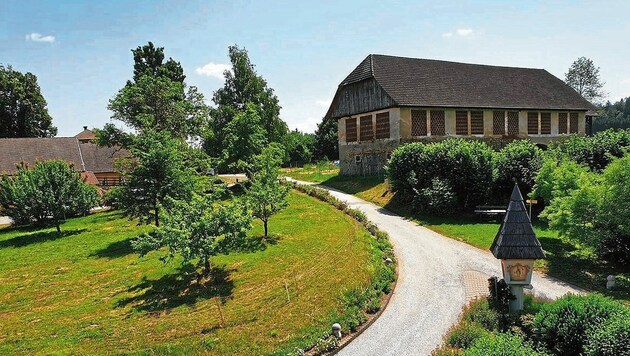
[0,191,382,354]
[283,170,629,302]
[281,164,340,183]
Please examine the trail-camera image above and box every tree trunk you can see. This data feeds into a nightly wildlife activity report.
[55,221,61,234]
[264,219,268,237]
[154,211,159,227]
[204,258,211,276]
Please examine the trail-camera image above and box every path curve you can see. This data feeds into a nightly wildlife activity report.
[287,179,583,356]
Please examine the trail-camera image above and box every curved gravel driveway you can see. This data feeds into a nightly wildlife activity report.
[288,179,583,356]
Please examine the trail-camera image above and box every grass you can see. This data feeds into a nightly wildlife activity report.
[283,170,629,303]
[0,191,382,355]
[281,162,340,183]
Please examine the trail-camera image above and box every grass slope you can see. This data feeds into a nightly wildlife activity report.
[0,191,381,354]
[282,171,629,302]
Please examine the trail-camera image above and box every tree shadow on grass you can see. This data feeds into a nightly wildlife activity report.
[90,238,134,259]
[116,264,235,314]
[235,234,280,253]
[0,228,86,248]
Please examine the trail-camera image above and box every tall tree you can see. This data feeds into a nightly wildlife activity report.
[247,144,289,237]
[0,65,57,138]
[565,57,606,104]
[207,45,287,157]
[313,116,339,161]
[131,41,185,84]
[283,129,315,164]
[220,103,268,174]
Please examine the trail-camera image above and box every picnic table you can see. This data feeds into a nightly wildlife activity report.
[474,205,507,222]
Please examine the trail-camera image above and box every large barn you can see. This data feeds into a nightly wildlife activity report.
[0,126,130,188]
[325,55,597,175]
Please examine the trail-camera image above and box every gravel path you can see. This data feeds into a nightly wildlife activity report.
[287,179,583,356]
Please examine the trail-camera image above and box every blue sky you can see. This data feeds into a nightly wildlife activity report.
[1,0,629,136]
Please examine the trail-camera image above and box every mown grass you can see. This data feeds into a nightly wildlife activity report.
[283,170,629,302]
[0,191,382,355]
[281,163,340,183]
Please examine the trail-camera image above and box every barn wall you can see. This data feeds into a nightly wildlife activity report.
[330,78,396,119]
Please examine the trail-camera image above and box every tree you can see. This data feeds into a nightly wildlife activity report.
[220,103,268,174]
[116,130,195,227]
[206,45,287,157]
[132,187,252,276]
[594,97,630,132]
[565,57,606,104]
[492,140,542,201]
[100,42,208,143]
[0,161,99,232]
[283,129,315,164]
[247,145,289,237]
[313,116,339,161]
[0,65,57,138]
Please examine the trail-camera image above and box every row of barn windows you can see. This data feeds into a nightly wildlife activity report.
[346,110,579,142]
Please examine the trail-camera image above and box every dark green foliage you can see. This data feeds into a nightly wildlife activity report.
[207,45,287,157]
[283,129,315,164]
[413,178,457,216]
[585,316,630,356]
[464,333,541,356]
[488,277,515,314]
[463,298,501,331]
[387,139,495,211]
[219,103,268,174]
[532,294,629,355]
[446,321,489,349]
[0,161,99,232]
[313,117,339,161]
[132,187,252,276]
[0,65,57,138]
[564,57,605,103]
[493,140,542,201]
[131,41,185,83]
[595,98,630,132]
[549,129,630,172]
[117,131,196,227]
[247,144,289,237]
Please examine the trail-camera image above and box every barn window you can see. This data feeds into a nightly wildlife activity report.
[456,111,468,135]
[359,115,374,141]
[527,112,539,135]
[559,113,568,134]
[430,110,445,136]
[540,113,551,134]
[346,117,357,142]
[470,111,484,135]
[569,112,579,134]
[375,112,390,139]
[493,111,505,135]
[507,111,519,135]
[411,110,428,136]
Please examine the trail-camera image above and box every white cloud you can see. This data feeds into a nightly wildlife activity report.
[25,33,55,43]
[456,28,473,36]
[315,99,331,107]
[195,62,231,79]
[443,28,474,38]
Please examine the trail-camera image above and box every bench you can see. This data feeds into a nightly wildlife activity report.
[474,205,507,222]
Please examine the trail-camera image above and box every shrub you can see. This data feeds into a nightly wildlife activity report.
[493,140,542,201]
[464,333,541,356]
[387,139,494,211]
[413,178,457,216]
[585,316,630,356]
[446,321,489,349]
[462,299,501,331]
[532,294,629,355]
[550,129,630,172]
[487,277,514,314]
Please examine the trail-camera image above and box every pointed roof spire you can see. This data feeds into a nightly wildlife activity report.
[490,184,545,259]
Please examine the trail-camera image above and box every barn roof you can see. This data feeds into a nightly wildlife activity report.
[327,54,596,119]
[490,185,546,260]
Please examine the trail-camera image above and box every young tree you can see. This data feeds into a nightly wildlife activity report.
[0,65,57,138]
[117,130,195,227]
[220,103,268,174]
[0,161,99,232]
[206,45,287,156]
[313,116,339,161]
[132,188,252,276]
[247,144,289,237]
[565,57,606,104]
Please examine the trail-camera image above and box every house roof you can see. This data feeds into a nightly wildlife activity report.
[490,185,546,260]
[328,54,596,118]
[75,126,96,141]
[0,137,129,174]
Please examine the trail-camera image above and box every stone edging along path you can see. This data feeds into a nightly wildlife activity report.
[287,178,584,356]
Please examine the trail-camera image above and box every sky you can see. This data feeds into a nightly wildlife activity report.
[1,0,630,137]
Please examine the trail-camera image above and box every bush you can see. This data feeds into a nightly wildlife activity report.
[550,128,630,172]
[446,321,489,349]
[462,299,501,331]
[532,294,629,355]
[493,140,542,201]
[387,139,494,211]
[413,178,458,216]
[488,277,514,314]
[464,333,541,356]
[585,316,630,356]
